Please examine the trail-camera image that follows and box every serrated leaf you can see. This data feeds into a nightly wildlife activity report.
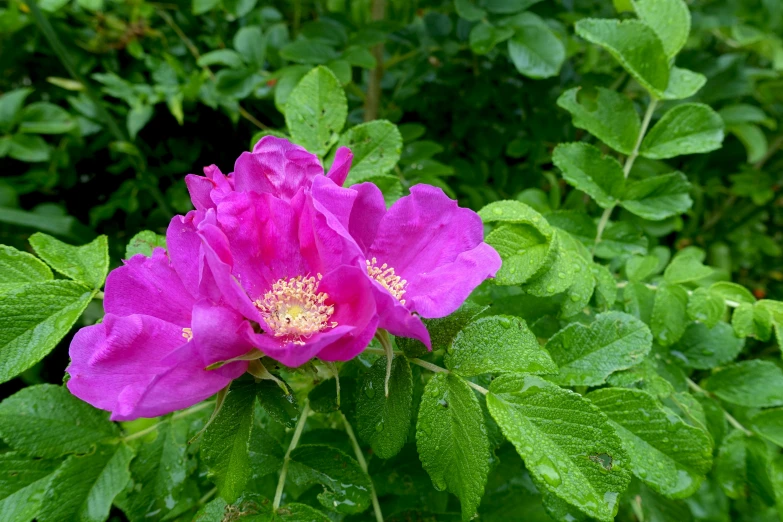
[397,301,488,358]
[197,49,246,68]
[621,171,693,221]
[234,26,266,69]
[714,430,775,502]
[356,356,412,459]
[632,0,690,59]
[124,230,166,259]
[751,408,783,448]
[484,223,553,286]
[546,311,652,386]
[556,87,641,154]
[686,288,726,327]
[595,221,649,259]
[195,494,331,521]
[592,263,617,309]
[201,380,257,503]
[0,281,95,384]
[561,255,596,317]
[487,374,631,521]
[552,143,626,208]
[664,255,713,284]
[0,244,52,293]
[285,66,346,157]
[417,373,489,521]
[335,120,402,184]
[0,384,118,458]
[37,444,134,522]
[640,104,724,159]
[575,19,669,97]
[651,283,689,346]
[523,232,576,297]
[626,255,659,282]
[257,379,300,428]
[470,23,514,55]
[0,453,60,522]
[662,67,707,100]
[704,360,783,408]
[506,13,565,79]
[446,315,556,377]
[287,445,372,514]
[588,388,712,498]
[29,232,108,289]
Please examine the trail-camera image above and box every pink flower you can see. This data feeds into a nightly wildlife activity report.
[312,179,502,348]
[196,188,378,367]
[66,242,257,421]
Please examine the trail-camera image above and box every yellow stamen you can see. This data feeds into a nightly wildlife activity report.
[366,257,407,304]
[254,275,337,345]
[182,328,193,342]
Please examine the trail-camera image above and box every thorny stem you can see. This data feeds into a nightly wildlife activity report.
[121,400,214,442]
[341,413,384,522]
[686,378,753,436]
[273,400,311,510]
[594,98,658,250]
[364,347,489,395]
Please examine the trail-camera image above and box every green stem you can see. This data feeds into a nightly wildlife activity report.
[375,330,395,397]
[273,400,311,510]
[594,206,614,247]
[341,413,384,522]
[121,401,214,442]
[686,378,752,436]
[363,347,488,395]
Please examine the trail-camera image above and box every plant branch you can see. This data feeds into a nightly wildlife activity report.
[364,347,488,395]
[341,413,384,522]
[274,400,311,510]
[686,377,752,436]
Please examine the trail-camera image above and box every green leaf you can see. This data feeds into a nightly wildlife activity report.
[446,315,557,377]
[662,67,707,100]
[626,255,659,282]
[0,88,33,133]
[417,373,490,521]
[0,384,118,458]
[664,255,712,284]
[17,102,75,134]
[556,87,641,154]
[704,360,783,408]
[552,143,625,208]
[335,120,402,184]
[523,232,577,297]
[285,66,347,157]
[192,0,219,14]
[0,281,95,384]
[592,263,618,309]
[0,244,52,293]
[728,123,768,164]
[546,311,652,386]
[256,379,300,429]
[487,374,631,521]
[125,230,167,259]
[341,46,376,69]
[588,388,712,498]
[116,420,189,521]
[201,380,257,503]
[356,356,413,459]
[575,19,670,97]
[8,134,51,162]
[234,26,266,69]
[561,255,596,317]
[686,288,726,328]
[640,104,724,159]
[751,408,783,448]
[469,23,514,55]
[29,233,109,289]
[126,105,153,140]
[632,0,690,59]
[621,171,693,221]
[37,444,134,522]
[280,40,339,65]
[484,223,553,286]
[506,14,565,79]
[195,494,331,521]
[651,283,689,346]
[455,0,486,21]
[197,49,246,69]
[0,453,60,522]
[287,445,372,514]
[714,430,775,502]
[396,301,488,358]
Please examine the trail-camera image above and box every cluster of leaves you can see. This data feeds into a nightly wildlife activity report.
[2,0,783,521]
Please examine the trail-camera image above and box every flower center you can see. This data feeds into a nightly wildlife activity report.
[182,328,193,342]
[254,275,337,344]
[366,257,407,304]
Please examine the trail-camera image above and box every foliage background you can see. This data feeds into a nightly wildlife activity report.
[1,0,783,520]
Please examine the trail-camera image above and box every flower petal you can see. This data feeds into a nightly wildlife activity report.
[371,283,431,347]
[326,146,353,186]
[166,211,203,295]
[104,248,195,327]
[234,136,324,201]
[346,182,386,253]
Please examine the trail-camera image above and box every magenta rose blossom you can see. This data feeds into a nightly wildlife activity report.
[195,187,378,367]
[66,245,258,421]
